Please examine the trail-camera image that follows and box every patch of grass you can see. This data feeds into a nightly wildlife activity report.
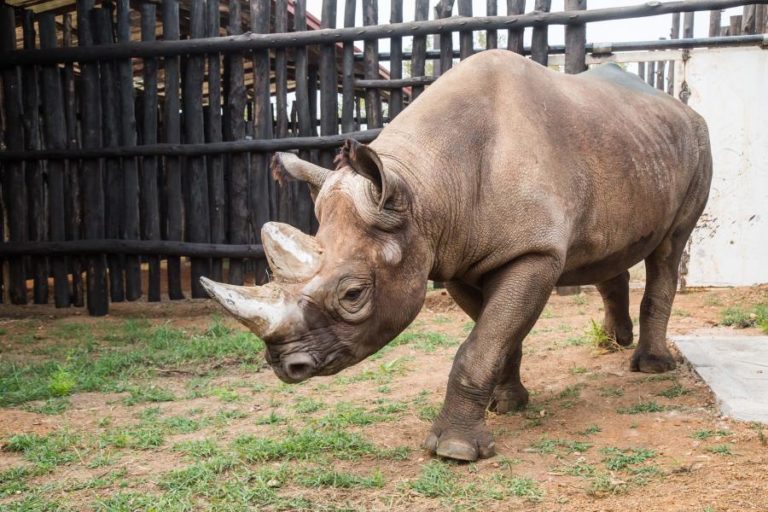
[530,437,592,455]
[587,320,621,352]
[617,401,666,414]
[578,424,602,436]
[407,461,457,498]
[691,429,731,440]
[318,402,391,428]
[255,411,287,425]
[123,385,176,406]
[25,397,71,415]
[657,383,690,398]
[47,367,76,397]
[3,431,80,469]
[417,403,440,422]
[599,386,624,398]
[334,356,413,385]
[564,335,590,347]
[705,444,733,456]
[572,294,589,305]
[721,305,768,331]
[587,472,627,497]
[296,468,385,489]
[672,308,691,317]
[601,447,656,470]
[172,439,221,459]
[569,366,588,375]
[560,461,597,478]
[558,384,584,400]
[294,397,324,414]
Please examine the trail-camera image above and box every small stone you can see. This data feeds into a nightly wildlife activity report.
[266,479,281,488]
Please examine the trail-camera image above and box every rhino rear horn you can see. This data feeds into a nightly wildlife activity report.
[271,152,329,200]
[261,222,323,283]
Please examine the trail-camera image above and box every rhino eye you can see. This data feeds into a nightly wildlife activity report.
[343,288,363,301]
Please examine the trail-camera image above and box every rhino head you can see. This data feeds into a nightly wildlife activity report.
[201,140,430,383]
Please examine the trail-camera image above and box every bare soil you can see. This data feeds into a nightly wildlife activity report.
[1,285,767,511]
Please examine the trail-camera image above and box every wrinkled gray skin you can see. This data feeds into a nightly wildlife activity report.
[202,50,712,462]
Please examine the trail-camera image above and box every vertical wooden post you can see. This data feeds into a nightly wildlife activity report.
[531,0,552,66]
[251,0,272,282]
[185,0,211,298]
[38,14,70,308]
[341,0,357,132]
[21,12,49,305]
[94,7,126,303]
[63,13,84,307]
[79,0,109,315]
[709,10,722,37]
[207,0,226,283]
[363,0,382,129]
[413,0,430,97]
[293,0,314,234]
[646,60,655,86]
[668,12,680,96]
[433,0,452,76]
[637,61,645,80]
[564,0,587,74]
[742,5,756,34]
[275,0,294,226]
[226,0,248,285]
[486,0,497,49]
[458,0,473,60]
[117,0,142,301]
[162,0,184,299]
[389,0,404,119]
[1,5,28,305]
[683,11,694,38]
[730,15,743,35]
[507,0,525,55]
[140,2,161,302]
[655,58,665,91]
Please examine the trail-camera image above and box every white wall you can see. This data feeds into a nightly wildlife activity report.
[677,47,768,286]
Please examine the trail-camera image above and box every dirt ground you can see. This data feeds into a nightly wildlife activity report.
[1,284,767,511]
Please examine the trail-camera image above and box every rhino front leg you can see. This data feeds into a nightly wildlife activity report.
[596,270,634,347]
[424,254,562,461]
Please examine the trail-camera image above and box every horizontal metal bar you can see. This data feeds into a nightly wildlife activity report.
[0,129,381,162]
[355,76,436,88]
[0,239,265,258]
[0,0,764,68]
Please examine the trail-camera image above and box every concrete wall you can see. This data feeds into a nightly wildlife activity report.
[676,47,768,286]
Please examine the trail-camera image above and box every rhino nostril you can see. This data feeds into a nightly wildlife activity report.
[282,353,316,381]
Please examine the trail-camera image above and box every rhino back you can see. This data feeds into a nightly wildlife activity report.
[372,50,708,284]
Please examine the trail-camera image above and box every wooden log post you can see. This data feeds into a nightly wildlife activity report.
[185,0,212,298]
[637,61,645,79]
[458,0,473,60]
[117,0,142,301]
[646,60,655,86]
[433,0,452,76]
[63,13,84,307]
[79,0,109,315]
[683,11,695,37]
[507,0,525,54]
[668,12,680,96]
[564,0,587,74]
[163,0,184,299]
[140,2,162,302]
[341,0,357,132]
[275,0,295,226]
[293,0,314,234]
[206,0,226,283]
[709,9,722,36]
[531,0,552,66]
[656,54,666,91]
[730,14,743,35]
[38,14,71,308]
[486,0,497,49]
[225,0,248,285]
[413,0,430,97]
[251,0,273,283]
[94,8,126,303]
[363,0,383,129]
[22,12,49,305]
[389,0,404,118]
[1,5,28,305]
[742,4,756,33]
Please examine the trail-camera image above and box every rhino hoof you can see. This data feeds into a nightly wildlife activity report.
[488,385,529,414]
[423,427,495,462]
[630,351,676,373]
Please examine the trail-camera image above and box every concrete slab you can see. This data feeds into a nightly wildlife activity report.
[673,334,768,423]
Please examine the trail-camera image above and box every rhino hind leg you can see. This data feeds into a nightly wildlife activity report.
[596,270,634,347]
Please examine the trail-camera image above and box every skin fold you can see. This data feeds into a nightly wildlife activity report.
[202,50,712,462]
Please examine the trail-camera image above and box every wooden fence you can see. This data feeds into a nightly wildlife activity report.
[0,0,766,315]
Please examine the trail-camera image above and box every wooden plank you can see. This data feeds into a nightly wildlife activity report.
[656,58,665,90]
[62,12,83,307]
[389,0,404,118]
[531,0,552,66]
[434,0,452,76]
[638,60,645,79]
[94,7,126,303]
[730,14,743,34]
[162,0,184,299]
[38,13,70,308]
[79,0,109,315]
[458,0,473,59]
[185,0,212,298]
[668,12,680,95]
[413,0,429,96]
[0,240,265,259]
[1,5,28,305]
[363,0,382,128]
[320,0,339,148]
[226,0,248,285]
[646,60,655,86]
[22,10,49,304]
[486,0,497,49]
[742,4,756,33]
[251,0,273,283]
[684,11,695,37]
[117,0,141,301]
[357,76,436,88]
[275,0,294,225]
[709,9,722,36]
[564,0,587,74]
[341,0,357,132]
[507,0,525,54]
[140,2,161,302]
[206,0,226,283]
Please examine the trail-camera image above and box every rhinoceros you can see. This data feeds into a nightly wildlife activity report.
[201,50,712,462]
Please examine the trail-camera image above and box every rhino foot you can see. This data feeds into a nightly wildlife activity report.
[630,351,676,373]
[606,321,634,347]
[488,384,529,414]
[423,423,495,462]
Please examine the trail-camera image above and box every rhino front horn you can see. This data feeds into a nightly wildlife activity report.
[262,222,323,283]
[199,277,296,340]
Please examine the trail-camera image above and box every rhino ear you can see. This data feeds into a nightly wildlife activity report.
[341,139,398,211]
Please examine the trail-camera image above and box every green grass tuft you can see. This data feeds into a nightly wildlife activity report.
[617,401,666,414]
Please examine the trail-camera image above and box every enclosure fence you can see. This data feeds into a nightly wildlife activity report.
[0,0,766,315]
